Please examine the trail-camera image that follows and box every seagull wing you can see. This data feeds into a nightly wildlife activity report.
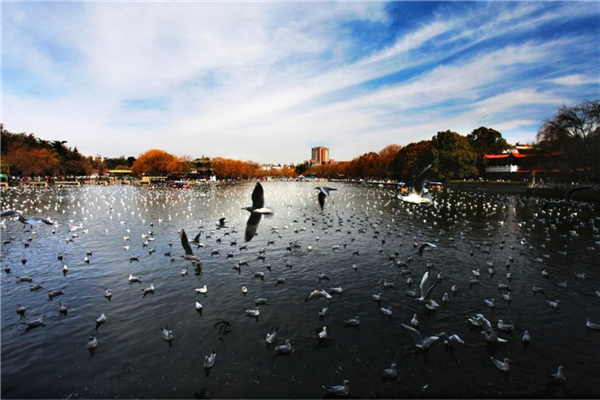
[412,164,432,196]
[318,192,326,211]
[401,323,424,345]
[193,231,202,244]
[423,279,439,302]
[251,182,265,209]
[1,209,21,218]
[564,185,592,201]
[419,271,430,298]
[181,229,194,256]
[244,212,262,242]
[30,216,54,225]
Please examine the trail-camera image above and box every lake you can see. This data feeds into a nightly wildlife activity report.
[1,182,599,398]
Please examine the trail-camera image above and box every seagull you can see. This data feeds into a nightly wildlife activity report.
[305,289,333,301]
[315,187,337,211]
[382,362,398,379]
[162,326,173,341]
[411,314,419,327]
[142,284,155,296]
[401,323,439,350]
[265,328,279,344]
[522,330,531,344]
[86,334,98,350]
[243,183,274,242]
[128,274,141,283]
[1,210,54,229]
[20,314,46,329]
[322,380,350,397]
[490,356,510,372]
[180,229,200,262]
[586,318,600,330]
[96,313,107,325]
[245,307,260,317]
[195,301,203,312]
[195,285,208,294]
[541,185,592,211]
[399,164,432,205]
[344,316,360,326]
[203,349,217,368]
[416,271,438,306]
[549,366,566,384]
[318,326,328,339]
[418,242,436,257]
[104,288,112,299]
[436,332,465,346]
[274,339,293,354]
[380,307,393,316]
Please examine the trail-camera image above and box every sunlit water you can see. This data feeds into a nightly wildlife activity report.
[1,183,599,399]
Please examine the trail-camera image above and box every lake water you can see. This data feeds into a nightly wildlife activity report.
[1,182,599,399]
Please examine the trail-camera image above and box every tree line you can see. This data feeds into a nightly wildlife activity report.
[1,100,597,182]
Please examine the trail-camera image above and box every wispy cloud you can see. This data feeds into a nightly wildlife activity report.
[2,1,599,162]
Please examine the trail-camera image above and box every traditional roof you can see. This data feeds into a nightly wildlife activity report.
[483,152,528,159]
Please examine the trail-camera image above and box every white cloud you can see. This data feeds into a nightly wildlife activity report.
[2,1,598,163]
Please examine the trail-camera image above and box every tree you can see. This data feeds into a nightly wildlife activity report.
[378,144,402,179]
[429,131,478,181]
[131,149,181,177]
[468,127,509,176]
[536,100,600,181]
[391,140,432,182]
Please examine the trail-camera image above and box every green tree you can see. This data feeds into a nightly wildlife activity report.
[536,100,600,181]
[429,130,478,181]
[391,140,432,182]
[467,127,509,176]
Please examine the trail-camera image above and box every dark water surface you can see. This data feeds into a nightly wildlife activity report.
[1,182,599,399]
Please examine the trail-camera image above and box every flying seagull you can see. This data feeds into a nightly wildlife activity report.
[243,182,274,242]
[315,187,337,211]
[399,164,432,205]
[181,229,200,262]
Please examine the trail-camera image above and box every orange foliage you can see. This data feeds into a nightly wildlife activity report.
[131,149,185,177]
[212,158,261,179]
[3,143,61,176]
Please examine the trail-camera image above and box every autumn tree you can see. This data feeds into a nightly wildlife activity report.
[379,144,402,179]
[429,131,478,181]
[3,143,61,176]
[131,149,184,177]
[468,127,510,176]
[536,100,600,181]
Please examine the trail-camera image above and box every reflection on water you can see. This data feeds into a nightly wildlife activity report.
[1,183,599,398]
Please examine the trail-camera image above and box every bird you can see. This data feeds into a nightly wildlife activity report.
[20,314,46,329]
[142,284,155,296]
[549,366,566,384]
[416,271,438,306]
[203,350,217,368]
[315,187,337,211]
[490,356,510,372]
[128,274,141,283]
[1,209,54,229]
[180,229,200,262]
[522,330,531,344]
[318,326,328,339]
[380,307,393,316]
[96,313,107,325]
[104,288,112,299]
[381,362,398,379]
[322,380,350,397]
[265,328,279,344]
[399,164,432,205]
[436,332,465,346]
[344,316,360,326]
[162,326,173,341]
[497,320,514,332]
[401,323,439,350]
[586,318,600,330]
[305,289,333,301]
[418,242,436,257]
[195,285,208,294]
[411,314,419,327]
[86,334,99,350]
[195,301,203,312]
[245,307,260,317]
[274,339,293,354]
[541,185,593,211]
[243,182,274,242]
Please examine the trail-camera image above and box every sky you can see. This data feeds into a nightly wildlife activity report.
[2,1,599,164]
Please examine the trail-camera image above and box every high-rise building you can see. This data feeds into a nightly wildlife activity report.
[311,147,329,165]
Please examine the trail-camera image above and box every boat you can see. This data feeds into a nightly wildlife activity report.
[173,180,190,189]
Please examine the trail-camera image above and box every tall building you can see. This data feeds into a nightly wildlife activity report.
[311,147,329,165]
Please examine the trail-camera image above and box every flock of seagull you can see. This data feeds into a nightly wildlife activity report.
[1,166,599,398]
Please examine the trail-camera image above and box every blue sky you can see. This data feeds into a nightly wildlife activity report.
[2,1,599,163]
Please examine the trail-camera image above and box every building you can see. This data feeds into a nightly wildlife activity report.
[311,147,329,165]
